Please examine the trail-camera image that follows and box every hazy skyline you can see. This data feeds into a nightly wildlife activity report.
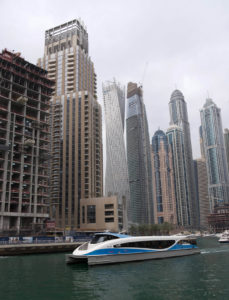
[1,0,229,158]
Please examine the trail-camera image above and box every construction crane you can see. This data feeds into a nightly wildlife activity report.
[139,61,149,88]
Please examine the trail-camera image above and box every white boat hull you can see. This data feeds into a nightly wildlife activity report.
[66,248,200,265]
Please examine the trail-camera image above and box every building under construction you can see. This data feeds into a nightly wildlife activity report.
[207,205,229,232]
[0,49,54,235]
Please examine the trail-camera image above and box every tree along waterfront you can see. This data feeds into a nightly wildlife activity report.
[128,222,174,236]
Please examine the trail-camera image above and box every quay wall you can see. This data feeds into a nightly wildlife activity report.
[0,242,83,256]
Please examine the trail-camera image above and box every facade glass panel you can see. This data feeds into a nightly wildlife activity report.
[200,98,229,210]
[103,81,130,230]
[168,90,197,227]
[126,83,154,225]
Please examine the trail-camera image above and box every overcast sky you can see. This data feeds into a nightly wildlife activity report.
[1,0,229,158]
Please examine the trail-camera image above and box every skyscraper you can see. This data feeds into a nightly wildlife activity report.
[193,158,210,229]
[200,98,229,211]
[103,81,130,230]
[0,49,54,234]
[224,128,229,173]
[166,125,191,226]
[169,90,197,227]
[199,126,205,159]
[38,20,103,230]
[151,130,177,225]
[126,82,153,225]
[192,125,210,230]
[38,20,96,98]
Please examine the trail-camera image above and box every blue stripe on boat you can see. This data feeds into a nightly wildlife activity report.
[170,244,198,250]
[85,244,197,256]
[85,248,156,256]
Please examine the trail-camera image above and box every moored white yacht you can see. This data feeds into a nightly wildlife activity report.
[66,232,200,265]
[219,231,229,243]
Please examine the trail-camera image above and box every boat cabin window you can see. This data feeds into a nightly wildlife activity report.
[177,239,197,245]
[91,234,119,244]
[115,240,175,249]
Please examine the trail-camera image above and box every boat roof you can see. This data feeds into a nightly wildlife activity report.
[94,232,131,239]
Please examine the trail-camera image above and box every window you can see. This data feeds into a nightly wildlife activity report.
[178,239,196,246]
[115,240,175,249]
[105,210,114,216]
[61,43,66,50]
[105,204,114,209]
[87,205,96,223]
[91,234,119,244]
[82,206,85,223]
[105,217,114,223]
[157,203,163,212]
[158,216,164,224]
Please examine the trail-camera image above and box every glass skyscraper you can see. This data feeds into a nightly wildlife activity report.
[168,90,197,227]
[102,80,130,230]
[200,98,229,211]
[224,128,229,174]
[126,82,153,225]
[166,125,191,226]
[151,130,177,225]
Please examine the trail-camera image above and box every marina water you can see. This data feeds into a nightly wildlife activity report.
[0,237,228,300]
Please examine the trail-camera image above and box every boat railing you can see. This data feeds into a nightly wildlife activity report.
[0,236,91,245]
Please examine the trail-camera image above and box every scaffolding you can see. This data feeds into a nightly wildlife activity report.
[0,49,54,235]
[207,204,229,232]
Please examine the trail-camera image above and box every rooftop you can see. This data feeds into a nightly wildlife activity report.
[170,89,185,103]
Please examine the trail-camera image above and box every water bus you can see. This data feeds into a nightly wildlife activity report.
[66,232,200,265]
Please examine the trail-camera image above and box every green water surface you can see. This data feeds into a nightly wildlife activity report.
[0,237,228,300]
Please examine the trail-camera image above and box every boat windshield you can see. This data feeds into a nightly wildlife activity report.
[90,234,119,244]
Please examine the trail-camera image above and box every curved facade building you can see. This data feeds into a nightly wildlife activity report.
[103,81,130,230]
[126,83,154,225]
[200,98,229,210]
[169,90,197,227]
[151,130,177,224]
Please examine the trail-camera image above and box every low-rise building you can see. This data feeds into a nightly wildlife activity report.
[80,196,119,232]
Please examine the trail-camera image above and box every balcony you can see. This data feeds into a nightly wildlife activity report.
[40,105,49,113]
[11,199,19,204]
[31,120,41,129]
[14,128,23,135]
[22,189,30,194]
[15,119,23,125]
[38,172,48,177]
[23,180,31,184]
[0,103,8,111]
[40,136,49,142]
